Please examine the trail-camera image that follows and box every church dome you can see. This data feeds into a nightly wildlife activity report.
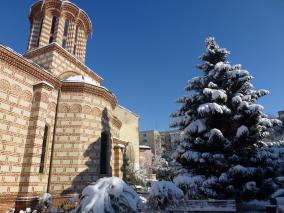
[27,0,93,63]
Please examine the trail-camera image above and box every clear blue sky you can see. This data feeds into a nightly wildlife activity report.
[1,0,284,131]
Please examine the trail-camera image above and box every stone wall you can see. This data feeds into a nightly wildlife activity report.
[0,58,123,211]
[114,105,140,170]
[0,59,58,210]
[139,148,153,174]
[49,87,121,196]
[24,44,102,83]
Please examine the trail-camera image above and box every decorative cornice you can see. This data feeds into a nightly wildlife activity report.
[24,43,103,84]
[0,45,62,88]
[113,138,129,146]
[112,116,122,129]
[33,81,55,91]
[61,82,117,109]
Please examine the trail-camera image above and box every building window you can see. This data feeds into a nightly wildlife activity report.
[62,19,69,49]
[73,45,77,54]
[73,25,79,54]
[39,125,49,173]
[63,19,69,36]
[49,16,57,44]
[50,16,57,34]
[62,39,67,48]
[36,19,44,47]
[49,36,54,44]
[100,131,109,174]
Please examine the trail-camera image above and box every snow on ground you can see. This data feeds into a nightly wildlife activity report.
[238,200,269,213]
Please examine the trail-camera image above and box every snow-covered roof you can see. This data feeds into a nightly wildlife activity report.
[35,81,55,89]
[63,76,117,99]
[64,75,99,86]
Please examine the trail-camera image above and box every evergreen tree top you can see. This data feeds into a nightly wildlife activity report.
[198,37,230,73]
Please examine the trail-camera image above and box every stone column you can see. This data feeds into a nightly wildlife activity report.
[15,82,56,212]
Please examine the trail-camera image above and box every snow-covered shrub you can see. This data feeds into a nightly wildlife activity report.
[171,37,283,201]
[10,209,37,213]
[123,146,148,186]
[174,174,204,199]
[40,193,53,209]
[75,177,141,213]
[147,181,184,210]
[152,155,173,181]
[5,209,15,213]
[276,176,284,186]
[272,189,284,198]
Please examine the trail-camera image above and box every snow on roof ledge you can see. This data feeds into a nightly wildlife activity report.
[139,145,151,149]
[63,75,114,95]
[64,75,99,86]
[34,81,55,89]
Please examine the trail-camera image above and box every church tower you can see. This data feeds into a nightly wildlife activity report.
[0,1,139,212]
[27,0,92,63]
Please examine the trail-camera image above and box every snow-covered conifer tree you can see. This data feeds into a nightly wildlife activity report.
[171,37,282,201]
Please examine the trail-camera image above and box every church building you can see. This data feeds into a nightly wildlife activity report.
[0,0,140,211]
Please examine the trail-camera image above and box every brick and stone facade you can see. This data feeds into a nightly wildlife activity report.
[0,0,139,212]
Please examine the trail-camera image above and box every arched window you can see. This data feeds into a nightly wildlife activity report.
[73,25,79,54]
[36,18,44,47]
[63,19,70,36]
[39,125,49,173]
[100,131,109,174]
[50,16,57,34]
[49,16,57,44]
[62,19,70,48]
